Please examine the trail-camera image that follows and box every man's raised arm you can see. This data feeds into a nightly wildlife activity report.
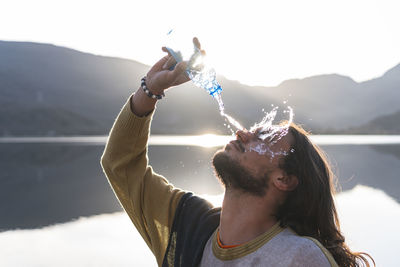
[100,49,190,266]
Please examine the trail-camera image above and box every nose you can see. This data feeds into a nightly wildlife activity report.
[235,129,254,143]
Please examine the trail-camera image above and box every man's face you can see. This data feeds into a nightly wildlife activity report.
[212,128,293,196]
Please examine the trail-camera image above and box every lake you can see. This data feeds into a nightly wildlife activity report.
[0,135,399,266]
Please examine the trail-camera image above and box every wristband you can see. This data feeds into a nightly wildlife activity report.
[141,76,165,100]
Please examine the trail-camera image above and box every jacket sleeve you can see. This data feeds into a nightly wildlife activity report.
[100,94,186,266]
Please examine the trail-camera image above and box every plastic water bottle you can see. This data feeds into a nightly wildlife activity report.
[164,37,222,99]
[165,33,240,126]
[187,63,223,98]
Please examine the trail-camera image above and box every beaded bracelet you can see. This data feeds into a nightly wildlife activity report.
[141,76,165,100]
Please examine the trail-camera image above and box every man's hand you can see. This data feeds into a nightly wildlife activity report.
[130,37,203,117]
[145,50,189,95]
[146,37,203,94]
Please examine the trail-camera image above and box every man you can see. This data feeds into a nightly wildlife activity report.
[101,42,374,266]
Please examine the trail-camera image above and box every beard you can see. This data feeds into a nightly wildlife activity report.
[212,150,269,197]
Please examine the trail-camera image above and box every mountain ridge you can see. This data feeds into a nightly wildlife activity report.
[1,40,399,135]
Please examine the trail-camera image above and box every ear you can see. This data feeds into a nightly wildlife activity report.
[273,173,298,192]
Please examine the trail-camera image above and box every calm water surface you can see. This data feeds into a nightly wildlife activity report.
[1,135,399,267]
[1,135,400,230]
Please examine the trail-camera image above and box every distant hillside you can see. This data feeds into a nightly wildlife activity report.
[0,41,144,135]
[345,110,400,134]
[250,68,400,132]
[0,40,399,135]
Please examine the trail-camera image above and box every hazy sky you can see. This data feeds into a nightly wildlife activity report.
[1,0,399,86]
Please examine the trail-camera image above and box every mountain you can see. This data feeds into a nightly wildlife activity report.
[0,40,399,135]
[250,67,400,131]
[345,110,400,134]
[0,41,143,135]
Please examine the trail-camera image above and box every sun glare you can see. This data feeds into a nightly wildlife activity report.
[148,134,231,147]
[196,134,229,148]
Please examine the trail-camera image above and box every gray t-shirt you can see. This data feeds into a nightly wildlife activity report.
[200,224,337,267]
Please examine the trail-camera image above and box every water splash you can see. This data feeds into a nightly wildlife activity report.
[247,105,294,159]
[214,94,245,132]
[248,143,289,160]
[250,106,294,144]
[186,53,244,133]
[185,41,294,159]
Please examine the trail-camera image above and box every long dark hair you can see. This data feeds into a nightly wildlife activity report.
[277,123,375,267]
